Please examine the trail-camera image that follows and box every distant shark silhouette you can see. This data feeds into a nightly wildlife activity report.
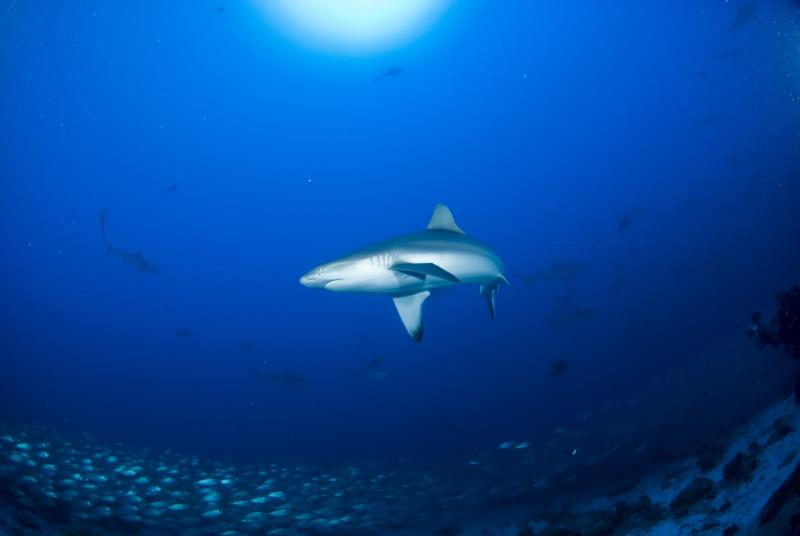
[300,204,508,341]
[374,66,405,80]
[550,359,570,377]
[353,357,388,381]
[617,208,646,232]
[544,306,598,329]
[250,368,309,389]
[100,210,160,274]
[729,0,757,31]
[713,49,743,62]
[515,261,586,286]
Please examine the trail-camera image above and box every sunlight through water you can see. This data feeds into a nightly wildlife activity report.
[255,0,451,55]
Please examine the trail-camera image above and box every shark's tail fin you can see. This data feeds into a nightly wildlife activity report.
[99,209,113,254]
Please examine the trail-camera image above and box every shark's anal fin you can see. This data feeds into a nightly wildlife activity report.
[391,262,459,283]
[392,291,430,342]
[427,204,465,234]
[480,282,500,320]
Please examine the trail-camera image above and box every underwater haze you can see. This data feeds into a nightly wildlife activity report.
[2,1,800,535]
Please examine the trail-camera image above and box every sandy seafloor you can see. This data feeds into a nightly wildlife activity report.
[1,393,799,536]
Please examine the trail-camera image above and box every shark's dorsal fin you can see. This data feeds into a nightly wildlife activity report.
[427,204,464,234]
[392,291,430,342]
[392,262,460,283]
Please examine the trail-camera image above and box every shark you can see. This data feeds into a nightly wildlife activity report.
[100,210,161,274]
[544,306,598,329]
[374,65,405,80]
[515,261,586,286]
[250,368,309,389]
[729,0,757,31]
[713,49,744,62]
[300,204,508,341]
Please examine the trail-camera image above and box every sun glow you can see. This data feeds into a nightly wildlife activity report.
[255,0,450,55]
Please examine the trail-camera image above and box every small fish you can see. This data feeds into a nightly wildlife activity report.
[366,370,388,380]
[366,357,384,369]
[212,6,226,13]
[498,441,516,449]
[240,340,254,352]
[163,183,178,195]
[713,49,743,62]
[550,359,570,377]
[701,113,724,127]
[175,329,193,338]
[434,525,463,536]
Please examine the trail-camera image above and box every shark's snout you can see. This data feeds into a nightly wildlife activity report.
[300,267,325,288]
[300,266,344,290]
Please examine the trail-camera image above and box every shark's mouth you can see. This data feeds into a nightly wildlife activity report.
[323,279,343,289]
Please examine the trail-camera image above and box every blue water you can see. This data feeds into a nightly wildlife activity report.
[1,1,800,534]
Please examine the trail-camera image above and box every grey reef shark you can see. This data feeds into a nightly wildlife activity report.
[300,204,508,341]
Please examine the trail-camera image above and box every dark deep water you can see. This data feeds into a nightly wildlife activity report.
[1,1,800,534]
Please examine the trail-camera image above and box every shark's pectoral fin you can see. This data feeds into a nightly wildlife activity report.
[392,267,426,281]
[392,291,430,342]
[391,263,459,283]
[480,282,500,320]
